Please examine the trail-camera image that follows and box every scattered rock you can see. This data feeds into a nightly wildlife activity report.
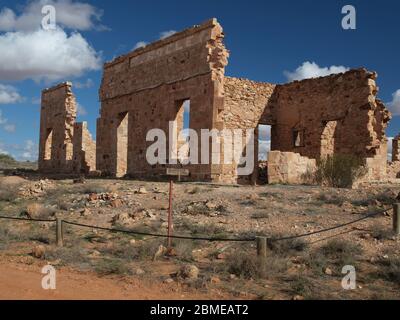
[110,199,123,208]
[164,278,174,284]
[80,208,91,217]
[137,187,148,194]
[32,245,46,259]
[324,267,333,275]
[135,268,145,275]
[88,250,101,259]
[178,265,199,280]
[293,295,304,301]
[210,276,221,284]
[216,253,226,260]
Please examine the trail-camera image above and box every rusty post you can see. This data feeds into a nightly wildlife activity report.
[167,180,174,249]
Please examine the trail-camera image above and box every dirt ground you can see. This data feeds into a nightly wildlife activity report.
[0,174,399,300]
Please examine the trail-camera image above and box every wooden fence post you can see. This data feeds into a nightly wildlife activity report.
[393,204,400,235]
[56,218,64,247]
[256,236,268,262]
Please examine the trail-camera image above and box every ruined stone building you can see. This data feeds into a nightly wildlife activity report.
[38,18,399,185]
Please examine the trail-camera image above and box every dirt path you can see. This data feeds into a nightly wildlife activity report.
[0,261,224,300]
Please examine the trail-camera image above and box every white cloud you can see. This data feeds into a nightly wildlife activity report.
[133,41,147,50]
[31,97,41,105]
[284,61,349,82]
[259,140,271,161]
[0,0,106,32]
[387,90,400,116]
[258,125,271,141]
[3,124,15,133]
[0,84,23,104]
[133,30,177,52]
[0,139,38,161]
[0,109,16,132]
[75,78,94,89]
[0,28,101,81]
[159,30,176,39]
[76,102,87,116]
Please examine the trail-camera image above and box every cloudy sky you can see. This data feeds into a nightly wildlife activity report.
[0,0,399,161]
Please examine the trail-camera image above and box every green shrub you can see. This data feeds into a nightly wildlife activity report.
[315,154,366,188]
[225,250,289,279]
[319,239,362,266]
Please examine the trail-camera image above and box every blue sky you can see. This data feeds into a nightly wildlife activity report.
[0,0,399,160]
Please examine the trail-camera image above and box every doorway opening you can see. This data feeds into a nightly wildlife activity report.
[257,124,271,184]
[116,112,129,177]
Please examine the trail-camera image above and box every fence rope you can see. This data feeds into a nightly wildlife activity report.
[0,215,55,223]
[0,207,391,243]
[269,208,390,242]
[62,220,255,242]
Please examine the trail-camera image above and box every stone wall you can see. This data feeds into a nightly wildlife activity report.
[72,122,96,174]
[219,77,276,183]
[96,18,229,180]
[38,19,393,186]
[268,69,391,163]
[39,83,96,174]
[39,82,76,173]
[267,151,316,185]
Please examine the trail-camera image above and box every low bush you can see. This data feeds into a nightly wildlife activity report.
[314,154,366,188]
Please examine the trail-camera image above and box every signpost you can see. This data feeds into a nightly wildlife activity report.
[166,168,189,182]
[165,168,190,249]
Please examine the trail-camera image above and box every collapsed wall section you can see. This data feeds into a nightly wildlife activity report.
[39,82,96,174]
[268,151,316,185]
[73,122,96,174]
[39,82,76,173]
[268,69,391,181]
[97,18,229,180]
[219,77,276,183]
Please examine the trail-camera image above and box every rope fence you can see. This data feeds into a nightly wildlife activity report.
[0,204,399,261]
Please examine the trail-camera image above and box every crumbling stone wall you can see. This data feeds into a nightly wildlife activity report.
[39,82,76,173]
[268,69,391,162]
[268,151,316,184]
[39,83,96,174]
[97,18,229,180]
[72,122,96,174]
[220,77,276,183]
[220,69,391,184]
[39,19,393,186]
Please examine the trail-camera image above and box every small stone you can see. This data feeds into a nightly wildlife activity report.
[32,245,46,259]
[88,193,98,201]
[217,253,226,260]
[80,208,91,216]
[110,199,123,208]
[164,278,174,284]
[135,268,145,275]
[210,276,221,284]
[229,274,236,280]
[324,267,333,275]
[88,250,101,258]
[137,187,147,194]
[129,239,136,245]
[178,265,199,280]
[293,295,304,301]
